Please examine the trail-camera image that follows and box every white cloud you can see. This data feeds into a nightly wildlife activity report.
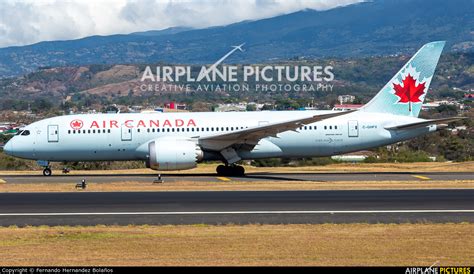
[0,0,362,48]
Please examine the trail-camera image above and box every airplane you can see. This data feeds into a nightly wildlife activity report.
[3,41,465,176]
[197,43,245,81]
[232,43,245,52]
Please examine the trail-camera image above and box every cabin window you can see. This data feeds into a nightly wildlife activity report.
[335,126,338,130]
[137,129,141,133]
[324,126,327,130]
[108,129,111,133]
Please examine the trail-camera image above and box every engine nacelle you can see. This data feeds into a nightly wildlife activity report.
[147,138,203,171]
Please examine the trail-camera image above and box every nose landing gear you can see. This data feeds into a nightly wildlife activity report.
[42,168,52,176]
[37,160,52,176]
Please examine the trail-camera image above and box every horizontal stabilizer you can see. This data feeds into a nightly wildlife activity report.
[385,117,466,130]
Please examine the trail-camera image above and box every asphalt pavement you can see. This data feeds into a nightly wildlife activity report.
[0,189,472,226]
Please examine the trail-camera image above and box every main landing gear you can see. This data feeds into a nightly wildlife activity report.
[216,164,245,177]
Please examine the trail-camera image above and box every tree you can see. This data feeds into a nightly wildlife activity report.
[246,104,256,111]
[31,98,53,112]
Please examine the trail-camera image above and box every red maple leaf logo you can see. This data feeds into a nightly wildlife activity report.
[70,119,83,130]
[393,74,426,103]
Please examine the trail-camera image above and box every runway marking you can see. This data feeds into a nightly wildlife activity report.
[0,210,473,216]
[217,177,231,182]
[412,175,431,180]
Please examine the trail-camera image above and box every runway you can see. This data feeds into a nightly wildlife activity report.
[0,189,472,226]
[1,171,473,183]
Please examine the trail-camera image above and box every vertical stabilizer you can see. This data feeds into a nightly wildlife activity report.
[361,41,445,117]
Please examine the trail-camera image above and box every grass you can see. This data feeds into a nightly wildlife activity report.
[0,223,472,266]
[1,161,473,192]
[0,180,473,193]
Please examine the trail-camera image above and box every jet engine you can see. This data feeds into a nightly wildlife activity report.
[146,138,203,171]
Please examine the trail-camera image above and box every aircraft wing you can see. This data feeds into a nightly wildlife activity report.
[198,110,355,151]
[384,117,466,130]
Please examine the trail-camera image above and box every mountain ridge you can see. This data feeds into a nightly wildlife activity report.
[0,0,472,78]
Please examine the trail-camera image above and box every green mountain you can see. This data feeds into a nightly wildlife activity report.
[0,0,472,78]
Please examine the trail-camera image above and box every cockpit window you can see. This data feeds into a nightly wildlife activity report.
[20,130,30,136]
[15,130,23,136]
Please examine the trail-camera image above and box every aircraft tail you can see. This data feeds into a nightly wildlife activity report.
[360,41,445,117]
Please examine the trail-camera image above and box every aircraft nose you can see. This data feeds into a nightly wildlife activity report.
[3,140,13,155]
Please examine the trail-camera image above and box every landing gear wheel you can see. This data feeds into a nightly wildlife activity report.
[235,165,245,176]
[216,165,245,177]
[43,168,52,176]
[216,165,226,175]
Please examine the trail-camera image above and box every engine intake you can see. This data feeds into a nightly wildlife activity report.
[147,138,203,171]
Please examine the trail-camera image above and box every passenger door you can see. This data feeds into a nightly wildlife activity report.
[348,120,359,137]
[121,125,132,141]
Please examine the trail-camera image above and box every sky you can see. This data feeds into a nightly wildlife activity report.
[0,0,362,48]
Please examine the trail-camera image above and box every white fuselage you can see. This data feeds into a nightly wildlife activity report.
[4,110,435,163]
